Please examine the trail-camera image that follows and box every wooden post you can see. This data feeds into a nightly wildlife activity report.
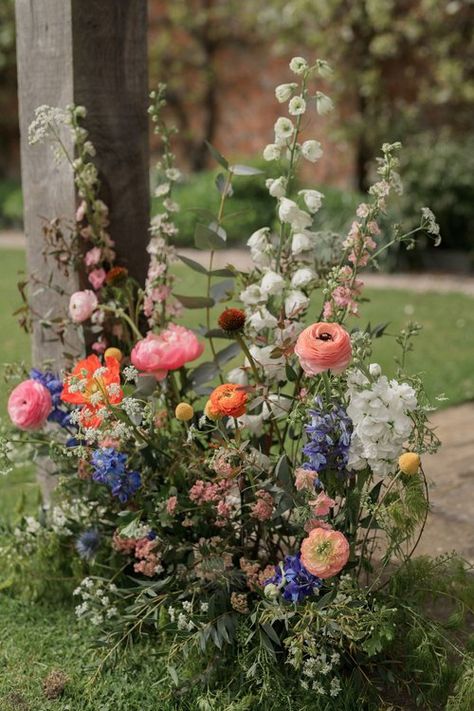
[15,0,150,499]
[15,0,150,367]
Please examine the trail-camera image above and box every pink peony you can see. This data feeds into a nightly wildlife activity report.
[8,379,52,430]
[131,325,204,380]
[69,290,98,323]
[88,268,107,290]
[294,322,352,375]
[300,527,350,579]
[294,467,318,491]
[309,491,336,517]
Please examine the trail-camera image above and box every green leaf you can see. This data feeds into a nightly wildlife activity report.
[177,253,208,274]
[373,321,390,338]
[167,666,179,686]
[133,375,158,398]
[215,342,241,365]
[261,623,281,646]
[174,294,215,309]
[230,164,263,176]
[209,267,236,277]
[205,141,229,169]
[205,328,233,339]
[189,361,219,388]
[194,222,227,250]
[275,454,292,488]
[210,278,234,303]
[285,363,297,382]
[215,172,233,196]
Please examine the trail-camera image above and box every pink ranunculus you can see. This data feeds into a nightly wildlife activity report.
[294,467,318,491]
[131,326,204,380]
[309,491,336,517]
[294,322,352,375]
[300,527,350,579]
[88,268,107,290]
[84,247,102,268]
[69,290,98,323]
[8,379,52,431]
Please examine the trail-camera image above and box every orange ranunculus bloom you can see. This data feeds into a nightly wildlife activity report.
[61,354,123,428]
[208,383,248,418]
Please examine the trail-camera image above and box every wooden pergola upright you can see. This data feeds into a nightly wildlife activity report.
[15,0,151,365]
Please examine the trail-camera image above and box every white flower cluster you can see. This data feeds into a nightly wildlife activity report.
[287,636,341,697]
[73,577,119,626]
[346,365,417,477]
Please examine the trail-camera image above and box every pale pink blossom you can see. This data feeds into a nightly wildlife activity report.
[92,340,106,354]
[84,247,102,268]
[294,467,318,491]
[8,379,52,430]
[76,200,87,222]
[250,490,274,521]
[166,496,177,515]
[69,290,98,323]
[309,491,336,516]
[88,268,106,290]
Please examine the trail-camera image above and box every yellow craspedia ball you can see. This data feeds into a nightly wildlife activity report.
[398,452,420,475]
[175,402,194,422]
[204,400,219,421]
[104,347,123,362]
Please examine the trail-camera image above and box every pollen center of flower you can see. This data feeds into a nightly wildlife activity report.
[317,332,333,342]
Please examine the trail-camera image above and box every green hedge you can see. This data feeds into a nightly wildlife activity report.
[0,179,23,227]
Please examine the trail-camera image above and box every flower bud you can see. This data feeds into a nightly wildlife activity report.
[175,403,194,422]
[104,347,123,362]
[398,452,420,475]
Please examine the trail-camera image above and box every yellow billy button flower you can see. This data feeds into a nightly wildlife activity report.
[104,347,123,362]
[398,452,421,475]
[175,402,194,422]
[204,400,219,421]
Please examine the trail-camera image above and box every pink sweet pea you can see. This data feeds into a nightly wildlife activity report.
[309,491,336,517]
[8,379,52,430]
[131,325,204,380]
[84,247,102,268]
[69,290,98,323]
[88,268,107,290]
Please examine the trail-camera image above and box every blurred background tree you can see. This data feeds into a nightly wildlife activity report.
[259,0,474,190]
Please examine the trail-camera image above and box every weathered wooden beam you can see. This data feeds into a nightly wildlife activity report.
[15,0,150,368]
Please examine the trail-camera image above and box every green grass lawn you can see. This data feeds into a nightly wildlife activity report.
[0,249,473,709]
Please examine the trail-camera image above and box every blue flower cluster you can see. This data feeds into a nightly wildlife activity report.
[91,448,141,503]
[30,368,70,427]
[302,396,352,478]
[265,553,322,603]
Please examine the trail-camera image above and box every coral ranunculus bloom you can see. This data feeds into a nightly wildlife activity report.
[300,527,349,579]
[61,354,123,428]
[294,322,352,375]
[208,383,248,418]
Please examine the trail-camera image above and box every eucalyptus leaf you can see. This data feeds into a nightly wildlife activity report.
[174,294,215,309]
[215,342,241,365]
[133,375,158,398]
[194,222,227,250]
[189,361,219,387]
[215,172,233,196]
[275,454,292,488]
[205,328,234,339]
[230,164,264,176]
[204,141,229,169]
[210,278,234,303]
[177,253,208,274]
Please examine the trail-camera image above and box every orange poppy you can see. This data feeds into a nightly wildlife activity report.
[61,354,123,428]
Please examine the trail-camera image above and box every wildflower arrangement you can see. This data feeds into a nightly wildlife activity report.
[2,61,473,709]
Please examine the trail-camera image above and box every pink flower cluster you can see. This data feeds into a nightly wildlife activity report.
[76,199,115,292]
[131,325,204,380]
[189,479,233,504]
[210,447,241,479]
[240,558,275,591]
[250,490,274,521]
[323,266,364,319]
[113,531,161,578]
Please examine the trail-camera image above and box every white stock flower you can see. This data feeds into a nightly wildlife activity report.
[266,176,287,198]
[240,284,267,306]
[248,345,285,381]
[288,96,306,116]
[246,307,278,332]
[289,57,308,75]
[291,231,315,255]
[315,92,334,115]
[347,366,418,477]
[263,143,281,161]
[247,227,270,251]
[278,198,312,230]
[260,270,285,295]
[301,140,323,163]
[274,117,294,143]
[227,367,249,386]
[285,290,310,317]
[299,189,324,213]
[275,83,297,103]
[291,267,315,288]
